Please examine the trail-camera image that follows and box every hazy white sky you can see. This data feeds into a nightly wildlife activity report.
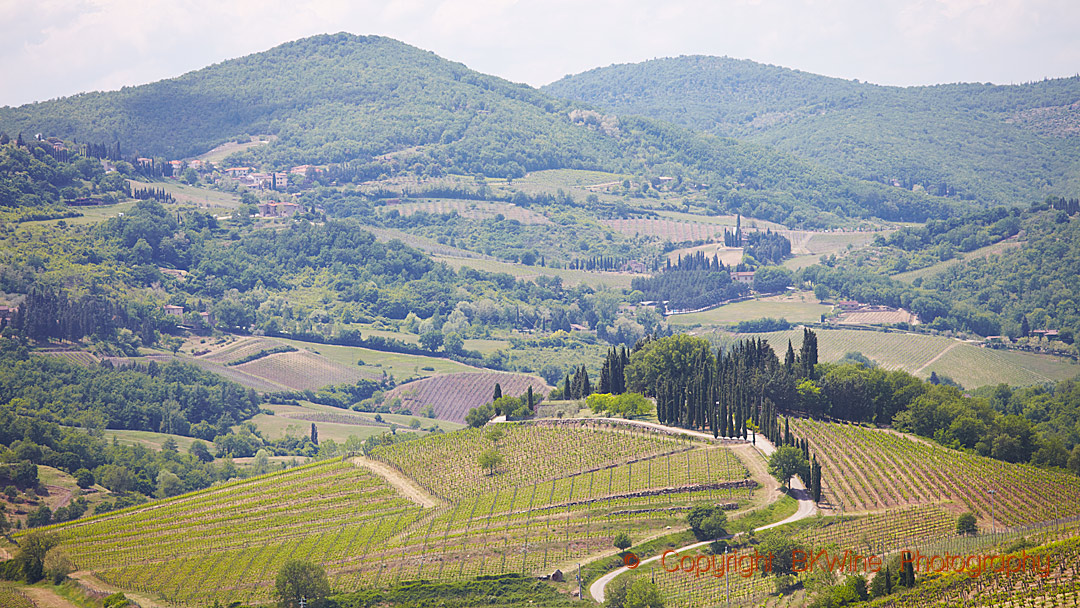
[2,0,1079,107]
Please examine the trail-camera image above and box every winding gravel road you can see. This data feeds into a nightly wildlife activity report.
[589,434,817,603]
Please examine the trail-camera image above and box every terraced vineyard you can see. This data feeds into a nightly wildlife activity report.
[791,418,1080,526]
[382,371,552,423]
[38,423,753,606]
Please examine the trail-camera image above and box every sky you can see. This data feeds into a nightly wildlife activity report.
[2,0,1079,107]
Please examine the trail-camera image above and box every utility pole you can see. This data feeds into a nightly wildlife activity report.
[989,489,996,535]
[725,545,730,607]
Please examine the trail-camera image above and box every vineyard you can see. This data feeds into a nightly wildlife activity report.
[644,503,1002,608]
[382,371,552,423]
[199,336,279,365]
[36,423,757,606]
[381,199,552,225]
[601,218,725,242]
[0,584,34,608]
[791,418,1080,526]
[836,309,918,325]
[39,350,99,366]
[862,535,1080,607]
[234,349,377,391]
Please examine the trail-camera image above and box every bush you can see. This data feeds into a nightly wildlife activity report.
[43,547,74,584]
[103,593,132,608]
[686,504,728,541]
[957,512,977,535]
[26,505,52,528]
[733,317,791,333]
[74,468,95,489]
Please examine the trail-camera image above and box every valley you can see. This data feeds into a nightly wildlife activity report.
[0,29,1078,608]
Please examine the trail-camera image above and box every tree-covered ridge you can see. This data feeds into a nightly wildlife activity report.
[0,141,130,211]
[544,55,1080,205]
[0,342,260,437]
[807,206,1080,339]
[0,34,956,227]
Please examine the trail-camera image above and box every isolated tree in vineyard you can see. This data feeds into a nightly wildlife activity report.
[478,449,503,475]
[275,559,330,608]
[613,531,632,552]
[310,423,319,446]
[493,383,502,401]
[956,513,977,536]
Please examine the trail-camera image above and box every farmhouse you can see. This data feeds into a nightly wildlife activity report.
[731,270,755,285]
[836,300,861,311]
[224,166,253,177]
[258,201,303,218]
[163,304,184,318]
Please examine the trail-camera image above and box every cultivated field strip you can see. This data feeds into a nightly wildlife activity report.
[383,371,551,423]
[199,337,276,364]
[792,418,1080,525]
[235,349,377,390]
[370,422,715,500]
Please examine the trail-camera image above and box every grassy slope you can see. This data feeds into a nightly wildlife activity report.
[748,328,1079,388]
[272,337,477,380]
[670,294,832,326]
[892,238,1023,283]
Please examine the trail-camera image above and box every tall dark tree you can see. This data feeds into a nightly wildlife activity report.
[493,383,502,401]
[310,423,319,446]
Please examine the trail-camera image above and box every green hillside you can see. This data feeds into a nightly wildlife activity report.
[36,423,755,605]
[0,34,956,226]
[544,55,1080,205]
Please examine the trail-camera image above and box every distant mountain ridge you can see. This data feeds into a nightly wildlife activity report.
[0,33,957,227]
[544,55,1080,205]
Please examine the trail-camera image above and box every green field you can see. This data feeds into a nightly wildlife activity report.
[22,200,137,227]
[103,429,203,453]
[670,295,832,327]
[749,328,1080,388]
[132,179,242,209]
[272,337,477,381]
[193,137,272,164]
[893,238,1023,283]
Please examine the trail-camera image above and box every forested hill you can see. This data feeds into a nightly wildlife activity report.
[0,33,955,226]
[544,55,1080,206]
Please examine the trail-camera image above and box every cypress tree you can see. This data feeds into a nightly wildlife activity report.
[599,351,612,394]
[563,375,571,400]
[310,423,319,446]
[811,456,822,502]
[493,383,502,401]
